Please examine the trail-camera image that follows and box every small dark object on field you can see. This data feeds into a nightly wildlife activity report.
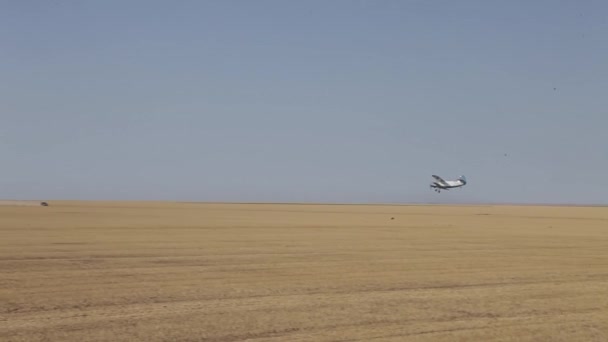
[40,202,49,207]
[391,217,394,220]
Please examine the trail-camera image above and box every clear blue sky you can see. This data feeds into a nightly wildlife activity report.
[1,1,607,204]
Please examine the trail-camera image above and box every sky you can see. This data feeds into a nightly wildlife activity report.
[1,1,607,204]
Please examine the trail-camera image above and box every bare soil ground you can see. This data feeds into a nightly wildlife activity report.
[1,202,608,341]
[0,201,44,207]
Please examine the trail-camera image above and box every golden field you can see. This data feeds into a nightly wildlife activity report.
[1,201,608,341]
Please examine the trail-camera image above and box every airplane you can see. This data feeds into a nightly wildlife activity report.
[430,175,467,193]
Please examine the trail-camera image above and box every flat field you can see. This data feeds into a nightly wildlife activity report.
[1,202,608,341]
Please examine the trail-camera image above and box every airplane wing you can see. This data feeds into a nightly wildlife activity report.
[432,175,448,185]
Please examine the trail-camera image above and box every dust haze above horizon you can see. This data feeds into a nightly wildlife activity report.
[1,1,607,204]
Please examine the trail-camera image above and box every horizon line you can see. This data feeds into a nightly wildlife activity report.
[1,199,606,207]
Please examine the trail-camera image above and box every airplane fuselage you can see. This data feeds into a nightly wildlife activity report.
[430,175,467,193]
[431,180,465,189]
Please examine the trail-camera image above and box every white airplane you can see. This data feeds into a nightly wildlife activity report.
[430,175,467,193]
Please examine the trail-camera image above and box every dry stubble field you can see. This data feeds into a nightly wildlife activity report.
[1,201,608,341]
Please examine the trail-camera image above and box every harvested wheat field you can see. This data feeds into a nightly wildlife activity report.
[1,201,608,341]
